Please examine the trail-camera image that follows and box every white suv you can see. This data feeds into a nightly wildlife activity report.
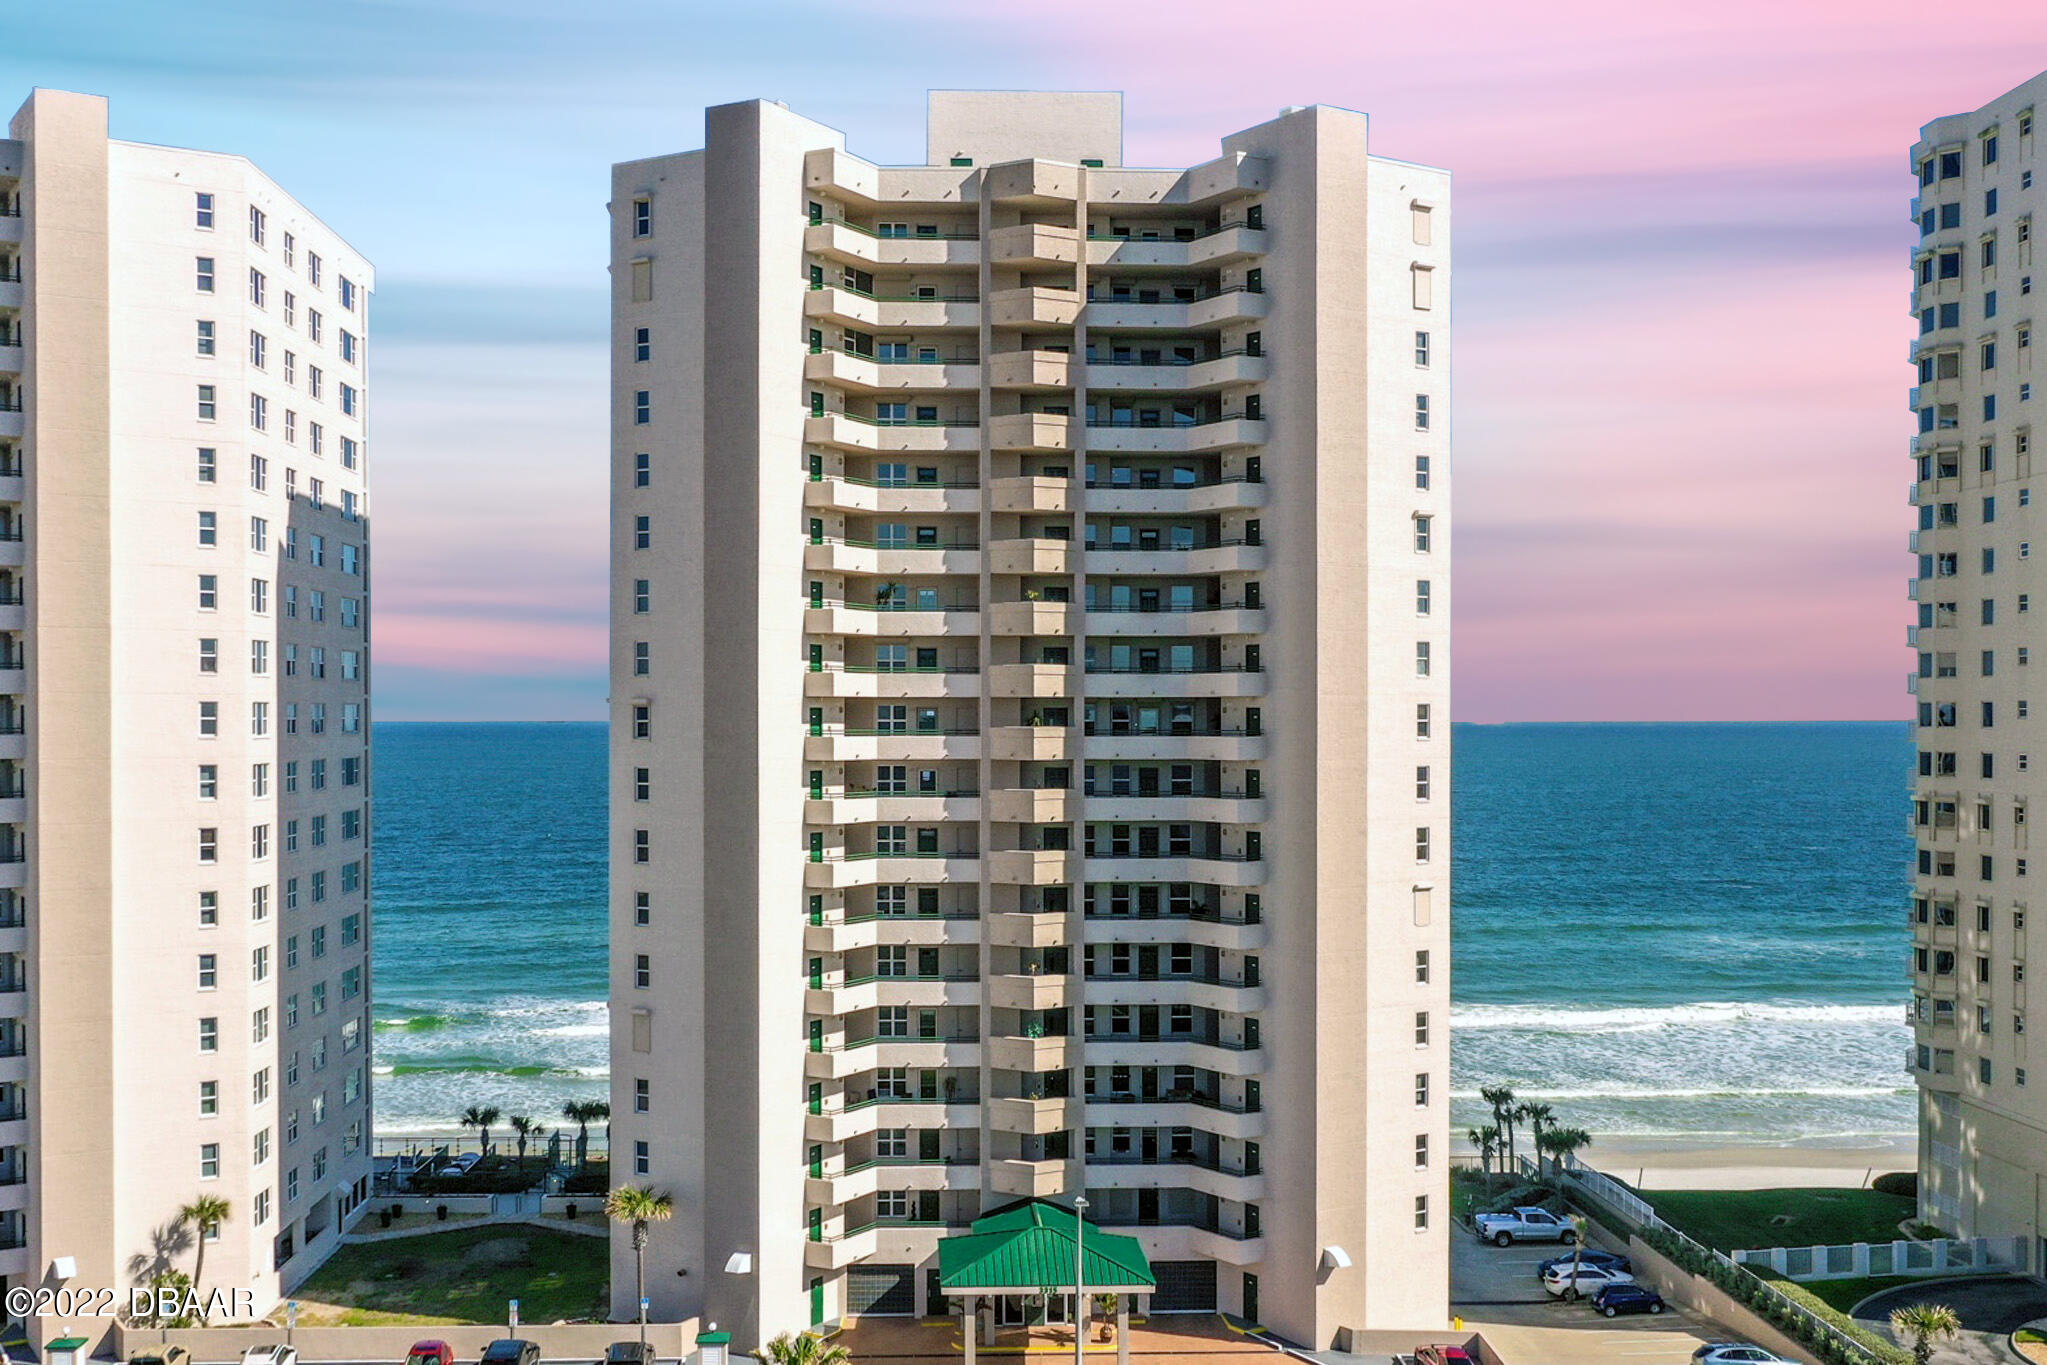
[1692,1347,1795,1365]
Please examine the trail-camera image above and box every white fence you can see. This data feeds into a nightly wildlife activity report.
[1733,1234,2028,1282]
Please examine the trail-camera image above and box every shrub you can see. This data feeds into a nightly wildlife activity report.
[1871,1172,1918,1198]
[1637,1226,1909,1365]
[562,1168,609,1195]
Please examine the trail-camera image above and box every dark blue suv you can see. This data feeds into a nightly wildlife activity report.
[1593,1283,1666,1317]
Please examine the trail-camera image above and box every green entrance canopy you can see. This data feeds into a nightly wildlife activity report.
[938,1198,1156,1295]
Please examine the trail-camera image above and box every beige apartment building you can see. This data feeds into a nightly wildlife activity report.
[4,90,374,1342]
[1909,72,2047,1272]
[610,91,1448,1349]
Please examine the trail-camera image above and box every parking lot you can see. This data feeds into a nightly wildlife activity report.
[1452,1224,1773,1365]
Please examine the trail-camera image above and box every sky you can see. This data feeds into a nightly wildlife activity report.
[9,0,2047,721]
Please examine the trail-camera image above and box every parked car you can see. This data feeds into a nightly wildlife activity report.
[405,1343,454,1365]
[1536,1247,1632,1280]
[1413,1347,1473,1365]
[444,1152,481,1175]
[130,1349,192,1365]
[480,1341,539,1365]
[239,1349,298,1365]
[606,1346,655,1365]
[1692,1347,1796,1365]
[1592,1283,1666,1317]
[1473,1206,1578,1246]
[1542,1262,1634,1299]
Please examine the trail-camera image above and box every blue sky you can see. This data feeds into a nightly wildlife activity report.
[13,0,2047,719]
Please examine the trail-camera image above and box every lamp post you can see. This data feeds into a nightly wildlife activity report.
[1073,1195,1088,1365]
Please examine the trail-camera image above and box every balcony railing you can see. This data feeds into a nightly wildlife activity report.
[810,909,979,927]
[836,413,981,430]
[1085,907,1261,927]
[825,849,981,863]
[1093,1213,1255,1238]
[1088,1152,1257,1176]
[1084,601,1250,615]
[817,598,981,613]
[816,1032,981,1053]
[837,786,980,799]
[1083,538,1256,553]
[834,971,980,988]
[0,398,21,414]
[809,215,979,242]
[810,726,980,738]
[1085,348,1261,368]
[1083,664,1259,677]
[1086,472,1262,490]
[1088,971,1258,989]
[1083,724,1258,739]
[810,471,979,489]
[841,1093,979,1112]
[825,1218,973,1241]
[812,282,980,303]
[1085,1032,1259,1052]
[1085,412,1262,430]
[1088,1091,1259,1114]
[814,535,980,552]
[1086,283,1263,304]
[1085,219,1258,244]
[1083,786,1255,800]
[821,664,981,677]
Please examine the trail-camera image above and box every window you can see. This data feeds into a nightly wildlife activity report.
[634,390,651,425]
[248,204,266,245]
[634,1140,650,1176]
[1414,1133,1430,1168]
[198,953,218,989]
[634,1078,650,1113]
[194,191,215,228]
[198,699,219,735]
[198,764,218,799]
[197,446,217,483]
[634,642,650,676]
[1414,1194,1430,1231]
[1415,827,1431,861]
[249,268,266,307]
[199,1144,220,1180]
[634,515,651,550]
[1414,1072,1429,1106]
[197,256,215,292]
[1415,949,1431,983]
[632,198,651,237]
[250,392,267,430]
[197,385,217,420]
[1414,394,1431,430]
[1414,330,1430,367]
[635,829,650,863]
[1414,1010,1430,1045]
[1416,765,1432,799]
[634,327,651,362]
[339,276,357,312]
[635,892,651,926]
[634,954,651,989]
[1413,515,1432,552]
[633,579,650,614]
[1416,703,1432,739]
[634,453,650,487]
[1416,641,1432,677]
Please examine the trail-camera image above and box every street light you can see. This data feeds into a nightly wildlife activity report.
[1073,1195,1088,1365]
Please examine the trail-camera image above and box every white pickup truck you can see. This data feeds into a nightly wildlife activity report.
[1472,1205,1578,1247]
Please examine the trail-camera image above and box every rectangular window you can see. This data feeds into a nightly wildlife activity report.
[196,256,215,292]
[632,198,652,238]
[1414,394,1431,430]
[197,385,217,420]
[1414,330,1430,367]
[195,192,215,229]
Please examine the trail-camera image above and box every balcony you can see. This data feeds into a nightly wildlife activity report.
[805,285,978,332]
[989,1157,1079,1199]
[989,971,1073,1012]
[1085,605,1264,638]
[987,787,1078,824]
[1084,415,1268,454]
[1087,478,1268,516]
[988,286,1081,329]
[1085,976,1268,1014]
[1087,1157,1266,1203]
[988,600,1079,637]
[803,852,981,890]
[988,1095,1083,1135]
[804,349,979,395]
[803,538,980,578]
[805,603,979,638]
[988,222,1080,266]
[1081,729,1266,762]
[987,662,1079,700]
[1085,792,1267,824]
[987,1033,1080,1072]
[1085,351,1269,394]
[1083,665,1268,700]
[1085,852,1265,888]
[989,724,1075,762]
[805,728,980,764]
[988,350,1077,392]
[804,219,978,269]
[987,412,1075,453]
[805,790,981,825]
[804,911,980,954]
[987,538,1076,576]
[1184,151,1271,202]
[1084,1094,1266,1136]
[1115,1222,1265,1267]
[805,412,979,454]
[988,475,1074,515]
[803,1034,981,1081]
[988,910,1072,950]
[1086,542,1266,576]
[806,1156,979,1208]
[1083,912,1268,953]
[805,971,981,1014]
[1085,288,1269,332]
[1086,224,1268,269]
[986,848,1080,886]
[1083,1037,1264,1077]
[804,665,982,701]
[985,159,1082,203]
[804,1097,981,1145]
[805,475,979,516]
[805,1217,969,1271]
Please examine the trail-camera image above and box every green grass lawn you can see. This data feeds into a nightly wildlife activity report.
[292,1225,606,1325]
[1651,1187,1916,1253]
[1764,1274,1919,1315]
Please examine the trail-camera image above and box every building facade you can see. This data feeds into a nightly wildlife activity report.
[4,90,375,1341]
[1908,72,2047,1272]
[610,91,1448,1348]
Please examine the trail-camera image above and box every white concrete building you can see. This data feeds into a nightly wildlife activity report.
[1908,71,2047,1273]
[610,91,1449,1349]
[2,89,375,1342]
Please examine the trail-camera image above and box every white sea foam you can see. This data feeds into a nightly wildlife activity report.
[1449,1084,1908,1101]
[1451,1001,1900,1032]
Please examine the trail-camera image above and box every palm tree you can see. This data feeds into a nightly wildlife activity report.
[756,1333,852,1365]
[475,1104,502,1157]
[563,1100,600,1170]
[1562,1214,1590,1299]
[1480,1086,1518,1175]
[1544,1126,1594,1175]
[176,1195,231,1324]
[1889,1304,1960,1365]
[592,1100,613,1163]
[510,1114,536,1168]
[606,1184,675,1346]
[1518,1101,1556,1172]
[1466,1125,1501,1189]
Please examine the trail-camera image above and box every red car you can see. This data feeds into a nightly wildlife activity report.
[405,1343,453,1365]
[1415,1348,1473,1365]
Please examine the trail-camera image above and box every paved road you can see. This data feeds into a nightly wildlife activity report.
[1854,1275,2047,1365]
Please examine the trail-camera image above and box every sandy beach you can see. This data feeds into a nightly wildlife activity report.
[1454,1132,1917,1191]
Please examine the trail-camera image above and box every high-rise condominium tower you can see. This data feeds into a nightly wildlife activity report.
[610,92,1448,1348]
[1909,72,2047,1270]
[4,90,375,1340]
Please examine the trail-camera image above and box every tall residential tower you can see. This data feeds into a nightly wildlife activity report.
[610,92,1448,1348]
[1909,72,2047,1272]
[5,90,375,1341]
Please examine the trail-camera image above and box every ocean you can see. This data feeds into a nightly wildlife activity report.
[370,720,1915,1144]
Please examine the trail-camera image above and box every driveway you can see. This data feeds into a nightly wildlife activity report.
[1452,1223,1739,1365]
[1854,1276,2047,1365]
